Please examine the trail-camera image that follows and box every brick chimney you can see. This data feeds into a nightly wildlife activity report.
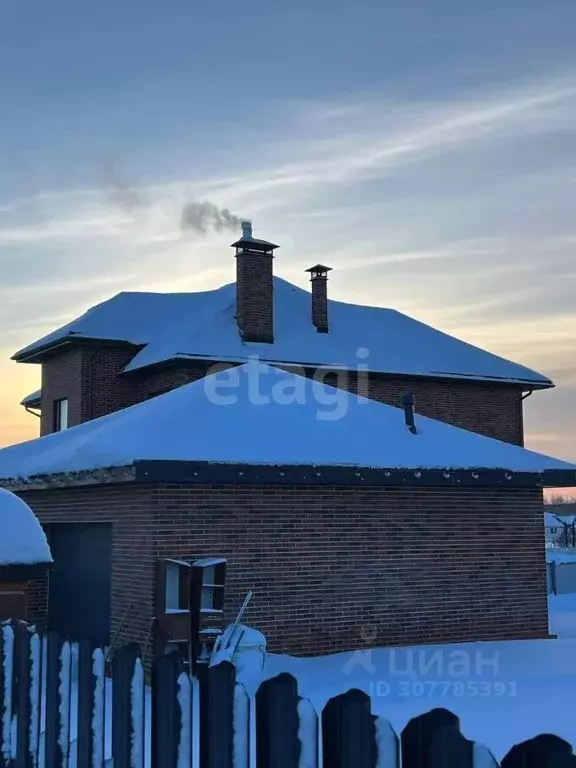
[232,221,279,343]
[305,264,332,333]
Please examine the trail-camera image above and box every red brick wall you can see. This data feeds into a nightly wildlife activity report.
[40,348,85,436]
[133,361,213,400]
[330,371,523,445]
[236,251,274,342]
[38,347,524,445]
[39,346,139,436]
[19,483,548,658]
[20,485,155,653]
[85,347,141,420]
[153,484,547,655]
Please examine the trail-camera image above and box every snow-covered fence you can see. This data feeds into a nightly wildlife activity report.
[0,620,146,768]
[548,560,576,595]
[151,654,576,768]
[3,620,576,767]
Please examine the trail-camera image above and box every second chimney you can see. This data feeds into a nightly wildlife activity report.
[232,221,279,343]
[305,264,332,333]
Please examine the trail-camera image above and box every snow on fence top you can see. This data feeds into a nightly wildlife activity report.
[0,487,52,565]
[0,361,572,483]
[545,512,565,528]
[13,277,552,386]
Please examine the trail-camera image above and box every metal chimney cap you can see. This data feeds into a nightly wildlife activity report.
[305,264,333,276]
[241,221,253,240]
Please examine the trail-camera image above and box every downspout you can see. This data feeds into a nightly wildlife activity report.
[521,389,533,401]
[24,406,41,418]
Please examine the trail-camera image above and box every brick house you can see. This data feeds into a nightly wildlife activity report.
[2,221,575,657]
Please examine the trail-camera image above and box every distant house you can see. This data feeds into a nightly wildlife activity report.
[2,223,575,658]
[545,508,576,548]
[545,512,566,546]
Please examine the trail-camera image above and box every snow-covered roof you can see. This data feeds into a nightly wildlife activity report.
[0,488,52,565]
[0,362,572,485]
[13,278,552,387]
[20,389,42,407]
[545,512,565,528]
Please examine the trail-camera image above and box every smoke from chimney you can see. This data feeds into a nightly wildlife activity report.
[181,200,241,235]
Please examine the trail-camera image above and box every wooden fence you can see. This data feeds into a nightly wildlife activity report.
[1,619,576,767]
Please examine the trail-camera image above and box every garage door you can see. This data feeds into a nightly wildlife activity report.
[48,523,112,645]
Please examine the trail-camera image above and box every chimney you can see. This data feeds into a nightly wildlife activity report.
[402,393,418,435]
[305,265,332,333]
[232,221,279,343]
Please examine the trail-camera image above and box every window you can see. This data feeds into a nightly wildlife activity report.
[53,398,69,432]
[165,562,181,611]
[192,558,226,614]
[162,559,191,613]
[201,566,216,610]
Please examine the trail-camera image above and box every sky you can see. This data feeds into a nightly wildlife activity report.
[0,0,575,470]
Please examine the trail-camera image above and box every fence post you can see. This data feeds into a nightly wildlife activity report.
[111,643,140,768]
[151,652,182,768]
[322,689,377,768]
[401,709,462,768]
[44,632,64,768]
[0,624,8,763]
[551,560,558,596]
[256,673,301,768]
[501,734,576,767]
[76,640,95,768]
[13,621,32,768]
[199,661,235,768]
[428,726,474,768]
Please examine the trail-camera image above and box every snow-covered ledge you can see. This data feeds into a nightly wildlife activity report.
[0,487,52,582]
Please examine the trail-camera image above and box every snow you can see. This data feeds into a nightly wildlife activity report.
[297,698,318,768]
[211,624,266,677]
[545,512,564,527]
[0,488,52,565]
[549,593,576,637]
[375,717,397,768]
[130,659,144,768]
[30,632,41,764]
[473,744,499,767]
[233,684,249,768]
[546,549,576,563]
[91,649,105,768]
[14,276,551,387]
[229,627,576,763]
[193,557,226,567]
[0,362,573,484]
[176,673,192,768]
[1,624,14,762]
[58,642,71,761]
[20,390,41,407]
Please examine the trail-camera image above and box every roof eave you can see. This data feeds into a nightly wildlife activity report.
[1,460,573,491]
[122,352,554,389]
[12,336,144,363]
[0,563,52,581]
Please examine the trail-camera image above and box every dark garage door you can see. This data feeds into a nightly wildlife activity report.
[48,523,112,646]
